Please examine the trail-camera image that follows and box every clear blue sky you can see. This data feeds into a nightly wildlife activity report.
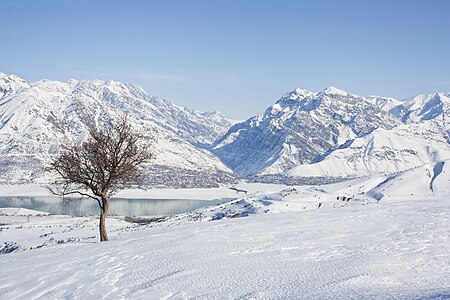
[2,0,450,118]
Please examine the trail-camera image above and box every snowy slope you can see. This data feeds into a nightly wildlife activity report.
[286,122,450,178]
[1,169,449,298]
[146,97,239,147]
[158,159,450,223]
[211,86,449,181]
[211,87,399,176]
[390,93,450,121]
[3,72,449,186]
[3,200,449,299]
[366,160,450,201]
[366,95,402,112]
[369,92,450,140]
[392,93,450,142]
[0,72,29,99]
[0,73,236,187]
[283,93,450,180]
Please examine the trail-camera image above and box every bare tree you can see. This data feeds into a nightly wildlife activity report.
[48,116,154,241]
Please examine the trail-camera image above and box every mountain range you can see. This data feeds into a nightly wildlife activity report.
[1,72,449,187]
[211,86,450,182]
[0,73,237,187]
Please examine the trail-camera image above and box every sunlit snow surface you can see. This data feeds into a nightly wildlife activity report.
[1,161,449,299]
[0,73,237,187]
[211,87,450,179]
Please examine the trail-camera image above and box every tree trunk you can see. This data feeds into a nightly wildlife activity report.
[99,196,109,242]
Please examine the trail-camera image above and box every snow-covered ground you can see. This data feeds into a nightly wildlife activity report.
[1,161,449,299]
[0,208,137,253]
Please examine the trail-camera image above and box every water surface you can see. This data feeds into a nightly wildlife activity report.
[0,196,231,217]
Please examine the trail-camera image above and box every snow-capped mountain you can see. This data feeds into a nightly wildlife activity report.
[211,87,450,182]
[366,95,402,112]
[0,73,29,97]
[3,71,449,186]
[390,93,450,142]
[285,122,450,178]
[367,92,449,140]
[0,72,236,187]
[211,87,400,176]
[145,97,239,148]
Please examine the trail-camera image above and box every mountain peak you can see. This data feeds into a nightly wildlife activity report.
[200,111,222,117]
[0,72,29,94]
[281,88,315,101]
[293,87,314,95]
[0,74,237,186]
[0,72,27,83]
[323,86,348,96]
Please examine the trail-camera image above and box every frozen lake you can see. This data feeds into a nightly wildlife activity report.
[0,196,232,217]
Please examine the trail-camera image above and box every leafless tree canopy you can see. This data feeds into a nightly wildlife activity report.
[48,116,154,241]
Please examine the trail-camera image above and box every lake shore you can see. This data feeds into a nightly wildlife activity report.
[0,183,247,200]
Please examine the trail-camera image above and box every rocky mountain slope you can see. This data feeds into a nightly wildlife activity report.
[211,87,450,181]
[211,87,400,176]
[3,71,449,186]
[286,122,450,178]
[0,72,236,187]
[391,93,450,141]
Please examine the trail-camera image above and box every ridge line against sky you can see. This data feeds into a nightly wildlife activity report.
[1,0,450,119]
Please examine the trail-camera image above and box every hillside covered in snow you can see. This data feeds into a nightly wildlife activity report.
[0,72,237,187]
[2,71,449,187]
[211,86,450,182]
[1,159,449,298]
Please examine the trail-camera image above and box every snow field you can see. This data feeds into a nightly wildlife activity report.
[1,162,449,299]
[1,198,449,299]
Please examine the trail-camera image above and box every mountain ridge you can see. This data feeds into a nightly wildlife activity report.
[2,71,449,186]
[211,86,450,181]
[211,86,401,176]
[0,73,237,187]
